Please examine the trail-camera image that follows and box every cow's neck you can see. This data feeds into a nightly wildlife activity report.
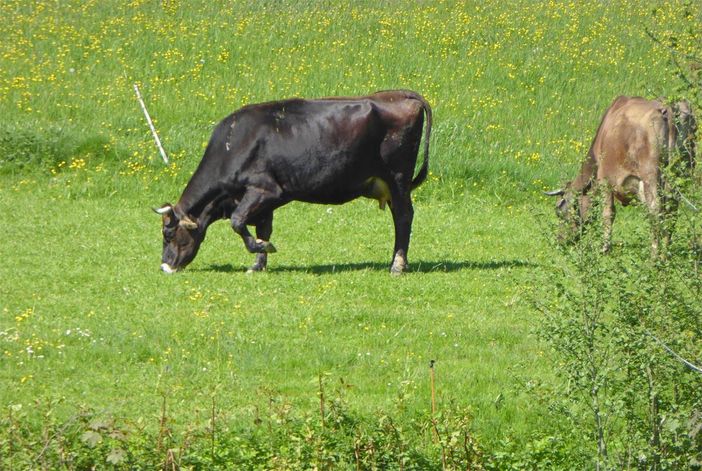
[176,181,229,229]
[573,151,598,193]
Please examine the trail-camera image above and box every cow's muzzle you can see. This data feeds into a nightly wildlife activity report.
[160,263,178,274]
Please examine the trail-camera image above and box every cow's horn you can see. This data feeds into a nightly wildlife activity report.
[154,205,174,215]
[179,216,198,230]
[543,189,565,197]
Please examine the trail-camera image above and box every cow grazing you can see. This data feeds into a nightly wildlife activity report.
[546,95,697,254]
[155,90,432,274]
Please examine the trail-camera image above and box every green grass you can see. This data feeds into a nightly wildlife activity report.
[0,176,545,440]
[0,0,700,465]
[1,0,698,187]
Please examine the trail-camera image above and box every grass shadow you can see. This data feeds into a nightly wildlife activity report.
[200,259,534,275]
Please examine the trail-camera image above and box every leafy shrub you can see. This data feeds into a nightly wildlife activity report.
[532,187,702,470]
[0,385,484,469]
[0,124,117,174]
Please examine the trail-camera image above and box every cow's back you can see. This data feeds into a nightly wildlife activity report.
[230,94,423,203]
[593,96,669,192]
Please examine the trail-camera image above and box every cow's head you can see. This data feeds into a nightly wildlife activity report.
[545,183,592,244]
[673,100,697,167]
[154,204,203,273]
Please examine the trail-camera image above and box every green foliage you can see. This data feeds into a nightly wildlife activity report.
[1,0,701,467]
[0,385,482,469]
[490,433,590,470]
[0,122,127,179]
[649,0,702,109]
[0,124,67,173]
[534,188,702,469]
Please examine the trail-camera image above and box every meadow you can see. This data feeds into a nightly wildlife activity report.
[0,0,700,467]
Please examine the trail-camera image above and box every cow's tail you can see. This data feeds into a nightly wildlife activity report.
[407,92,432,190]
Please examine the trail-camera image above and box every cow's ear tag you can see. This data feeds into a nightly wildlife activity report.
[179,216,198,230]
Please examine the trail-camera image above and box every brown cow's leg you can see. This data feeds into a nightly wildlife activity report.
[230,189,279,257]
[248,212,273,273]
[602,191,615,253]
[659,180,678,257]
[642,180,663,259]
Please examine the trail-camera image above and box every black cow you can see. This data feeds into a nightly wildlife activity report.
[155,90,432,274]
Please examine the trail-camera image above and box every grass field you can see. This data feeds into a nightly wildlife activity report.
[1,0,700,467]
[0,175,545,428]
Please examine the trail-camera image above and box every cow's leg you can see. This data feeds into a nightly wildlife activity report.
[389,190,414,275]
[640,180,663,258]
[230,189,280,256]
[649,177,679,259]
[247,212,273,273]
[659,180,678,256]
[602,190,616,253]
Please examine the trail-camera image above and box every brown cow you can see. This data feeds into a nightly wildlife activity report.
[546,96,697,254]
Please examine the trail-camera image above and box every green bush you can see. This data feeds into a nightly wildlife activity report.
[0,124,118,174]
[0,387,484,470]
[533,189,702,469]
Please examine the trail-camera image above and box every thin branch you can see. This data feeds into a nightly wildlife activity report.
[646,330,702,374]
[645,28,702,63]
[644,28,701,90]
[675,187,699,212]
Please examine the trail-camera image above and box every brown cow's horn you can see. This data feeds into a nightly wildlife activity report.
[544,189,565,196]
[179,216,198,230]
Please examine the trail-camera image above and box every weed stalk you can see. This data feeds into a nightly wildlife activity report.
[319,373,326,430]
[157,394,168,456]
[210,395,216,464]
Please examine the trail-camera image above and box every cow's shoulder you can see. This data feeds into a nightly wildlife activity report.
[600,96,665,133]
[603,96,644,120]
[224,99,315,136]
[620,98,667,130]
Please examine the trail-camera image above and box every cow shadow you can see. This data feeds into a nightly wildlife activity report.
[203,259,533,275]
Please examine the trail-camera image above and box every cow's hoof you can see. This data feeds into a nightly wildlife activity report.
[246,265,266,274]
[390,265,405,276]
[160,263,178,274]
[390,253,407,275]
[254,239,277,253]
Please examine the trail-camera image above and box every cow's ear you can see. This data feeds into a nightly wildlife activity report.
[154,204,174,216]
[179,215,198,230]
[674,100,694,124]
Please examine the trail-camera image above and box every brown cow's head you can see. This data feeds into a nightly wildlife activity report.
[545,183,592,244]
[673,100,697,167]
[154,204,203,273]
